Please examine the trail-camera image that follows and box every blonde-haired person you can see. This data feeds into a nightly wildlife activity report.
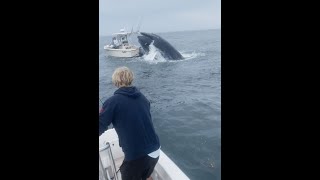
[99,66,160,180]
[111,66,134,88]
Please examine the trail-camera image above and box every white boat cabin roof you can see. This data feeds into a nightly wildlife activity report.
[112,32,130,36]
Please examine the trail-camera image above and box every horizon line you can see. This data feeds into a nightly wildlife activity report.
[99,28,221,37]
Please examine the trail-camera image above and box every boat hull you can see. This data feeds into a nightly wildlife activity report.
[104,46,140,58]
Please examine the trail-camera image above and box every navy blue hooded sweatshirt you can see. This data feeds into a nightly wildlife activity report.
[99,86,160,161]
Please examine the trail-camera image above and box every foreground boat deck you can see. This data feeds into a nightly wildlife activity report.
[99,129,189,180]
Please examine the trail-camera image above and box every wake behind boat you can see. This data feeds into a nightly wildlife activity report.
[99,128,190,180]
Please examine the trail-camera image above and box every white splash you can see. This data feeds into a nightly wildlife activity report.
[181,51,206,60]
[142,42,166,64]
[139,42,206,64]
[165,51,206,63]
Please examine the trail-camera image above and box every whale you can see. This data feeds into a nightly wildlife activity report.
[137,32,184,60]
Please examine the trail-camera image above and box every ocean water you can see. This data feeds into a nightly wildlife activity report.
[99,29,221,180]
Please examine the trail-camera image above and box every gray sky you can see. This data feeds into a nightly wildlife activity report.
[99,0,221,36]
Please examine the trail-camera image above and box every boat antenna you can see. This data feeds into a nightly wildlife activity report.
[128,25,134,37]
[136,16,143,33]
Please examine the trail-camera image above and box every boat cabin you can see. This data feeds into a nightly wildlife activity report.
[110,29,131,47]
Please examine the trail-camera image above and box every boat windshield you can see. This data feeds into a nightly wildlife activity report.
[117,35,128,44]
[110,37,120,47]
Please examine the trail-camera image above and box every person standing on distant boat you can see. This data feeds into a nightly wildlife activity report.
[99,66,160,180]
[110,37,119,48]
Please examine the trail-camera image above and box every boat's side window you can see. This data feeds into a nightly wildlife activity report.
[121,37,127,44]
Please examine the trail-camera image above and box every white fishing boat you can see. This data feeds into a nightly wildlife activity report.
[99,128,190,180]
[104,29,140,58]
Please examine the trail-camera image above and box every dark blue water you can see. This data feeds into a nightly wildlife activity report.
[99,29,221,180]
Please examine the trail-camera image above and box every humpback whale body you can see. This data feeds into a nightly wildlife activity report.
[137,32,184,60]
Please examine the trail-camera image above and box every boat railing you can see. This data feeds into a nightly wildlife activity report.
[99,142,119,180]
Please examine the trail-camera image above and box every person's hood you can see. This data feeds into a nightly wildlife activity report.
[114,86,141,98]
